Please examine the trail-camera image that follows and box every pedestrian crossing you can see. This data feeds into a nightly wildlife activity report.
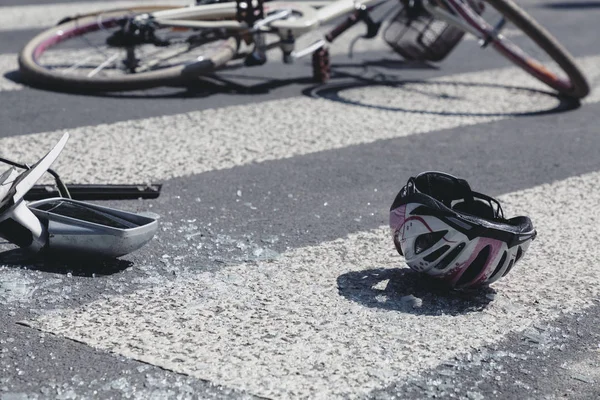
[3,55,600,185]
[1,0,600,399]
[0,54,21,91]
[25,170,600,399]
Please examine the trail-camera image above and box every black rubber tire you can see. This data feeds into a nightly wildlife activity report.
[18,6,238,92]
[484,0,590,98]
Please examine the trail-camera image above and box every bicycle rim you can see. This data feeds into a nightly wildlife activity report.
[446,0,589,98]
[18,6,238,92]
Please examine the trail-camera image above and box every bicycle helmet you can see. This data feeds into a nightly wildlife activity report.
[389,171,536,289]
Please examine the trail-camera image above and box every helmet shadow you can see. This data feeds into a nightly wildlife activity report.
[337,267,496,316]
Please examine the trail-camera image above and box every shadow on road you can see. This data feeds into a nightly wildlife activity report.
[305,77,582,117]
[5,59,581,117]
[4,68,312,98]
[0,248,132,277]
[337,267,495,316]
[2,57,436,98]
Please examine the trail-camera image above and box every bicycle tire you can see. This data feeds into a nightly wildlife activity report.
[450,0,590,99]
[18,6,239,92]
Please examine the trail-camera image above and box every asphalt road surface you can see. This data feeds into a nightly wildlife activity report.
[2,0,600,399]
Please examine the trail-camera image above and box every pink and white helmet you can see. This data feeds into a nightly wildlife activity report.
[389,172,536,289]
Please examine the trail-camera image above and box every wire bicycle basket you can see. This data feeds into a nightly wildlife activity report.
[383,1,482,62]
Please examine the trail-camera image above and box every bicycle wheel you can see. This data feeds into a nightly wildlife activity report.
[18,6,239,92]
[448,0,590,99]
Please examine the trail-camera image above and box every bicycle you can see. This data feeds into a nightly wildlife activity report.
[18,0,590,98]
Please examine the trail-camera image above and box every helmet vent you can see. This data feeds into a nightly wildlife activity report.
[433,242,465,270]
[489,250,508,281]
[424,245,450,262]
[515,246,523,262]
[456,245,491,286]
[414,230,448,255]
[502,259,515,277]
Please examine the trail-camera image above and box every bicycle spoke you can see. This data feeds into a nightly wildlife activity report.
[75,18,112,59]
[136,45,193,72]
[87,52,120,77]
[61,54,100,74]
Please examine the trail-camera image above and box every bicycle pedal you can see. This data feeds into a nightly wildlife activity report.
[312,48,331,83]
[244,52,267,66]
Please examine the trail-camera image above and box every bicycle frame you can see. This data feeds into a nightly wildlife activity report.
[138,0,488,58]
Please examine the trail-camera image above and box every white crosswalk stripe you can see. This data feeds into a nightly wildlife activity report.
[26,170,600,398]
[1,55,599,185]
[0,54,21,91]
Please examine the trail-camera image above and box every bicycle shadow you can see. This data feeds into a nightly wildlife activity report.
[0,247,132,277]
[4,59,583,116]
[2,57,436,99]
[304,74,582,117]
[3,69,224,99]
[337,267,495,316]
